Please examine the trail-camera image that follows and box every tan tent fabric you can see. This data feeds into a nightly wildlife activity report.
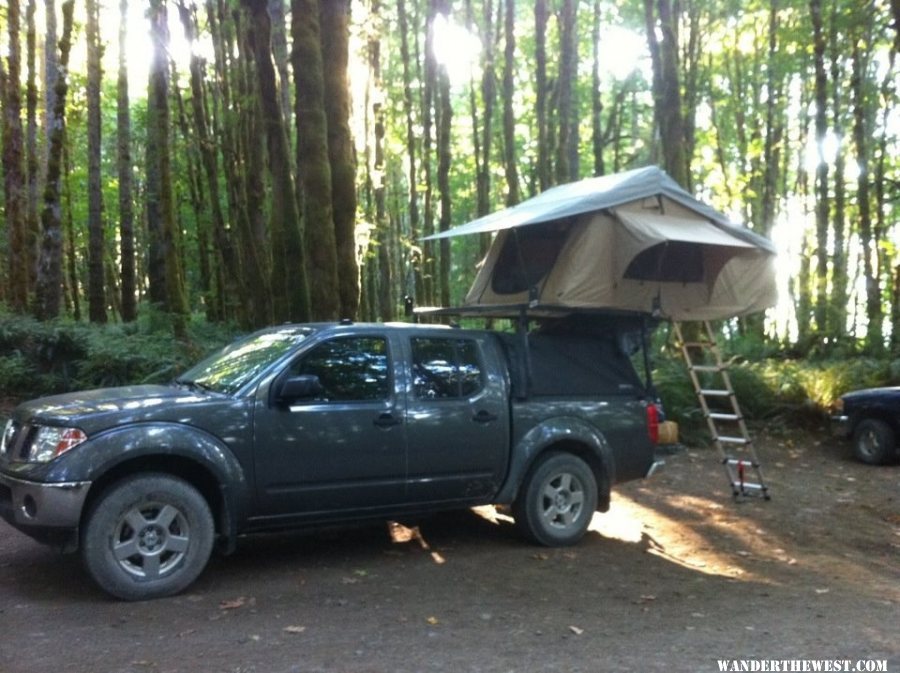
[455,170,777,321]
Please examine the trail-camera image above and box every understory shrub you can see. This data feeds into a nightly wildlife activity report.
[0,307,237,401]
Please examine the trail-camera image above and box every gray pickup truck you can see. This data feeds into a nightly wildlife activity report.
[0,319,660,600]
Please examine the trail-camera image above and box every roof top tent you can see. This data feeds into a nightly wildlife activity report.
[415,166,778,401]
[424,166,777,321]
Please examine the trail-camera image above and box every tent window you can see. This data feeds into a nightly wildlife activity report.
[624,242,704,283]
[491,221,571,295]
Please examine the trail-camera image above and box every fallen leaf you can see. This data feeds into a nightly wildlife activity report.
[341,577,360,585]
[532,553,550,561]
[426,616,439,625]
[219,597,247,610]
[815,588,830,594]
[283,625,307,634]
[569,626,584,636]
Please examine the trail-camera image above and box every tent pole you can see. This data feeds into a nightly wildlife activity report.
[641,315,657,397]
[518,306,532,399]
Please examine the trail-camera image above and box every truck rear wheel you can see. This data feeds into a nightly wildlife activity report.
[513,452,597,547]
[81,473,214,601]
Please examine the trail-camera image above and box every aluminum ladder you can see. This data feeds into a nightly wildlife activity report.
[673,321,770,500]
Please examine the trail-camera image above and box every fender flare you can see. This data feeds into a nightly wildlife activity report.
[46,422,251,548]
[494,417,614,508]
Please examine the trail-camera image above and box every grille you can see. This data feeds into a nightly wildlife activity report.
[1,422,34,462]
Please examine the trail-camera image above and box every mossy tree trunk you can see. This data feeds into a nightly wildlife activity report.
[34,0,74,320]
[4,0,29,312]
[147,0,189,333]
[320,0,360,319]
[87,0,107,323]
[117,0,136,323]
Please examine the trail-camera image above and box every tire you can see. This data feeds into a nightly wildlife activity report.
[513,452,598,547]
[852,419,896,465]
[81,473,215,601]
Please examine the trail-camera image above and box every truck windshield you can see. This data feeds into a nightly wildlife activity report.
[176,326,314,395]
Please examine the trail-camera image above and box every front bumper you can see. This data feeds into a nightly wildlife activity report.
[831,414,851,439]
[0,471,90,550]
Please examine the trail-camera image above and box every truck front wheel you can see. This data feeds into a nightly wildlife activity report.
[513,452,598,547]
[81,473,214,601]
[852,419,895,465]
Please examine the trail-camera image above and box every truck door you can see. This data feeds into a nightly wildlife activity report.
[404,335,509,502]
[252,334,407,516]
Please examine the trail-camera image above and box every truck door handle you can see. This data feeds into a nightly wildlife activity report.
[473,410,498,424]
[374,412,402,428]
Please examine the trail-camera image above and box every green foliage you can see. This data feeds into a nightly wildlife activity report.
[0,306,238,402]
[652,329,900,446]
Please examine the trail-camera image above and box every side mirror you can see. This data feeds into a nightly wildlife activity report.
[276,374,325,403]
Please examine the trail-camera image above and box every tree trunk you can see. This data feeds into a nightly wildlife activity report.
[591,0,604,177]
[287,0,336,320]
[181,0,259,325]
[421,1,437,305]
[44,0,58,172]
[534,0,550,191]
[87,0,107,323]
[851,39,881,352]
[809,0,830,336]
[502,0,519,205]
[827,3,847,343]
[4,0,29,312]
[369,0,393,320]
[320,0,360,319]
[34,0,74,320]
[434,0,453,308]
[644,0,688,188]
[761,0,783,237]
[268,0,292,130]
[26,0,39,297]
[397,0,425,306]
[118,0,137,322]
[147,0,189,332]
[555,0,577,184]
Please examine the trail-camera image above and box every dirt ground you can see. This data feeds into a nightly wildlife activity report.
[0,423,897,673]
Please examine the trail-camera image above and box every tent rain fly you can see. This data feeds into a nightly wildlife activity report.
[425,167,777,321]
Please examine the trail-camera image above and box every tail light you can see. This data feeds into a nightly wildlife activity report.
[646,403,660,444]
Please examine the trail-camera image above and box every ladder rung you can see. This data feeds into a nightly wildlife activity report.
[699,389,732,397]
[709,413,741,421]
[717,436,750,445]
[725,458,759,467]
[691,365,723,373]
[681,341,715,348]
[731,481,767,492]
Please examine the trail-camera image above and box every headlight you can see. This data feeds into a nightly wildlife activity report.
[28,426,88,463]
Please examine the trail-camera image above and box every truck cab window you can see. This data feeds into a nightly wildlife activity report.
[293,337,389,401]
[412,338,483,399]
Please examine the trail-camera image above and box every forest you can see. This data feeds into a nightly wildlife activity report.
[0,0,899,409]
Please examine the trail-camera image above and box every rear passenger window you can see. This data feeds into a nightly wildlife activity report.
[412,338,483,399]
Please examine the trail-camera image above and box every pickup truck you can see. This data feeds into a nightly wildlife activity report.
[0,319,661,600]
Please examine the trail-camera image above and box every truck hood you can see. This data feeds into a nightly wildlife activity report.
[15,385,217,433]
[842,386,900,401]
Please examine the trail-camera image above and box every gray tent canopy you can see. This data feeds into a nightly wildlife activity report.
[425,166,777,321]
